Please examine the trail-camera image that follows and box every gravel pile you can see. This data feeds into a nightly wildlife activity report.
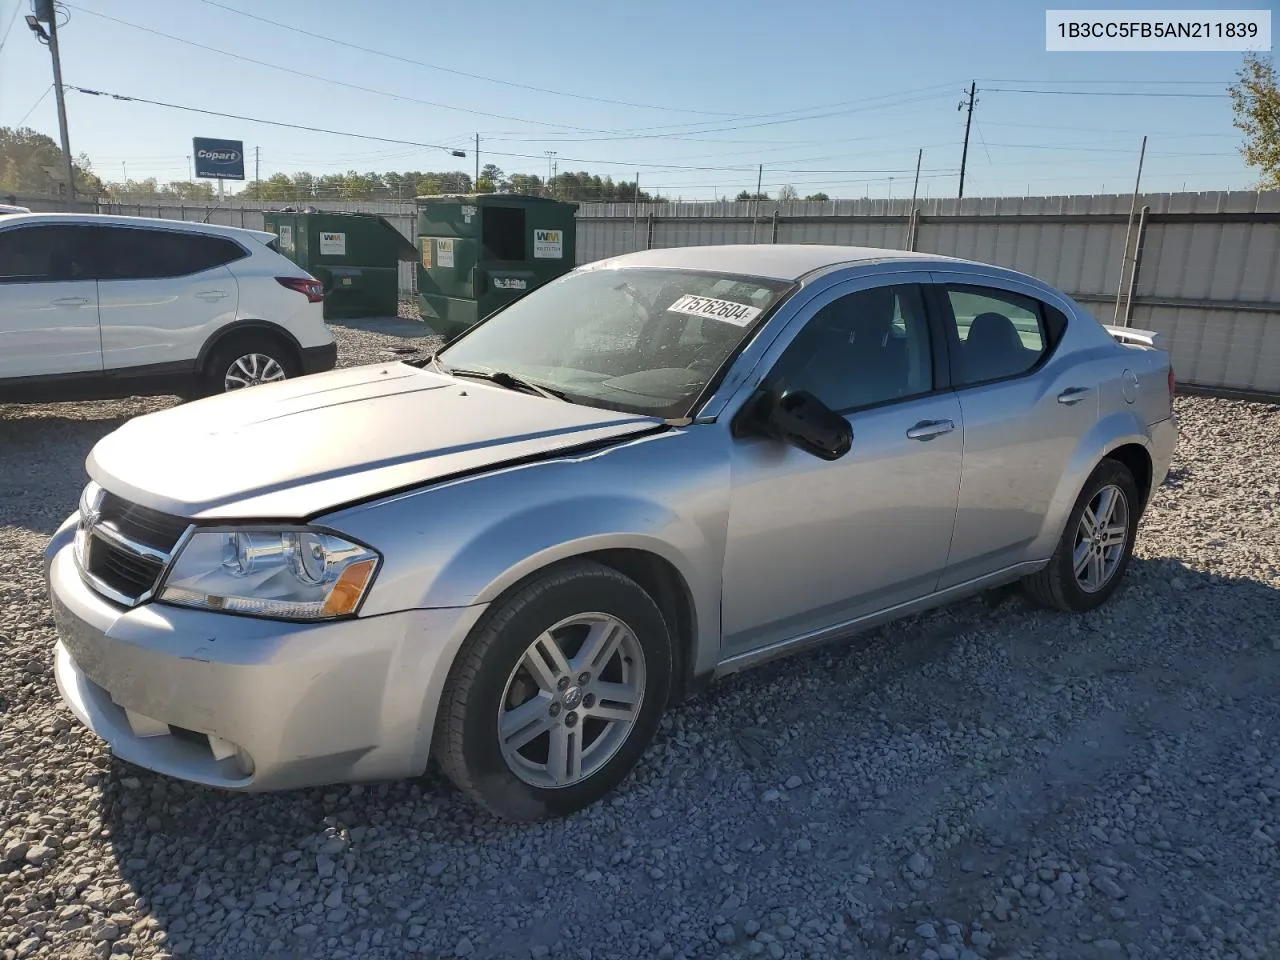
[1,317,1278,959]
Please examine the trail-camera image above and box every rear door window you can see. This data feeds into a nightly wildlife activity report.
[0,225,98,282]
[94,227,246,280]
[942,286,1053,386]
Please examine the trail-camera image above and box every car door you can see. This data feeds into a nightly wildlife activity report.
[928,276,1100,589]
[721,276,963,655]
[93,225,243,372]
[0,223,102,378]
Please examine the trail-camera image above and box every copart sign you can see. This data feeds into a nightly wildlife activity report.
[192,138,245,180]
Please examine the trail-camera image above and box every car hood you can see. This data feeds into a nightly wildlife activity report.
[87,363,665,519]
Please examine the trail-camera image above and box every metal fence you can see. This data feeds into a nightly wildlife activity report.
[577,192,1280,396]
[88,192,1280,396]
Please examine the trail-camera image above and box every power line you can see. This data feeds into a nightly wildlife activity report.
[66,86,466,153]
[0,0,20,53]
[64,5,608,133]
[977,119,1237,139]
[63,6,967,153]
[976,77,1231,85]
[65,84,959,176]
[500,87,964,143]
[15,85,53,128]
[985,87,1230,99]
[194,0,735,117]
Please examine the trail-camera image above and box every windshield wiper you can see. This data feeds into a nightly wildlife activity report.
[443,365,570,402]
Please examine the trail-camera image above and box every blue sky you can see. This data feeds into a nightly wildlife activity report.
[0,0,1271,200]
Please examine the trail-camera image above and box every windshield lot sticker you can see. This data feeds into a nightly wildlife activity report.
[319,231,346,256]
[668,294,762,326]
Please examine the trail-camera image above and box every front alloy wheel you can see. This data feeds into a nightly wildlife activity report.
[498,614,646,788]
[434,561,672,821]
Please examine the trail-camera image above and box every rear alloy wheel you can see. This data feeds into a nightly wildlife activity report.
[434,560,672,821]
[1023,458,1140,612]
[200,336,299,397]
[223,352,287,391]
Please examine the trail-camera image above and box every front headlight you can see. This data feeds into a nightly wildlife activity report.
[159,527,380,620]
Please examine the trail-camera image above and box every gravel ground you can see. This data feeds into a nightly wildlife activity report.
[2,308,1279,960]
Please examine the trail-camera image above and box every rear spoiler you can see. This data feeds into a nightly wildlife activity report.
[1104,324,1163,351]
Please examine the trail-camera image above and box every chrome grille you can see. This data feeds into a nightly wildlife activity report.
[76,492,191,607]
[98,492,189,552]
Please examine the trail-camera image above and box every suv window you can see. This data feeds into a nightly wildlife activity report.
[94,226,246,280]
[944,286,1053,386]
[0,225,97,283]
[769,284,933,412]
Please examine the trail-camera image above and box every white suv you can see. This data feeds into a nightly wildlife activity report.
[0,213,336,402]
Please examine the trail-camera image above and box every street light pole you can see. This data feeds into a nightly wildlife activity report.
[28,4,76,205]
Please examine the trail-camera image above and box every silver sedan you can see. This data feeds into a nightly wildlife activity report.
[45,244,1176,820]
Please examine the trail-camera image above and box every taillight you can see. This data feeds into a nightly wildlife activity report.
[1168,366,1176,398]
[276,276,325,303]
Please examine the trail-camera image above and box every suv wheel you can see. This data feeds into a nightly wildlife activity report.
[202,336,299,396]
[434,560,673,821]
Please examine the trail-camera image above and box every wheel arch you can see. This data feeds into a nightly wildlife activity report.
[1103,442,1153,514]
[464,541,706,708]
[1031,410,1155,561]
[196,319,304,373]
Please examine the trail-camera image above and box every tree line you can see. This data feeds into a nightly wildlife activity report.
[0,127,104,198]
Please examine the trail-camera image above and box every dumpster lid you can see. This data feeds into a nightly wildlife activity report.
[267,209,418,261]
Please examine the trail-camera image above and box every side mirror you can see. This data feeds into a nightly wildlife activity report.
[755,389,852,461]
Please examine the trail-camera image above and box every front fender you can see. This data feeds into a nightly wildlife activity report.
[322,428,730,675]
[1029,408,1153,561]
[454,500,707,608]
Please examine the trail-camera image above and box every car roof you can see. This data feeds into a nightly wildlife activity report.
[588,244,973,282]
[0,211,276,245]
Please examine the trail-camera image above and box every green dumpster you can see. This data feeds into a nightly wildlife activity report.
[415,194,577,339]
[263,210,416,320]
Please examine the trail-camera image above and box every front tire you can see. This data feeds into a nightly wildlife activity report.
[1023,458,1140,612]
[433,560,672,821]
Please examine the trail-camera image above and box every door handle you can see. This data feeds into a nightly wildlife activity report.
[1057,387,1092,405]
[906,418,955,441]
[195,290,228,301]
[51,297,89,306]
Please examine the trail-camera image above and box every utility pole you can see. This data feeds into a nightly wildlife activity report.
[632,172,640,251]
[751,163,762,242]
[904,148,922,248]
[957,81,977,200]
[254,146,260,196]
[27,1,76,205]
[474,133,479,188]
[1113,135,1148,326]
[544,151,556,196]
[188,155,193,182]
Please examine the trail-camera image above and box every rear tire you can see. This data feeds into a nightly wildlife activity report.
[433,560,672,821]
[1023,458,1140,613]
[200,334,299,397]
